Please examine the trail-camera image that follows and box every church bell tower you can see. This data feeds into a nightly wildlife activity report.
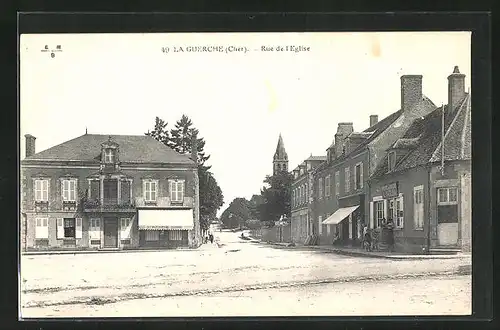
[273,134,288,175]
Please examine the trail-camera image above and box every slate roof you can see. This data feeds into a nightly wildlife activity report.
[371,93,470,178]
[314,108,406,173]
[273,134,288,161]
[305,155,327,162]
[22,134,195,165]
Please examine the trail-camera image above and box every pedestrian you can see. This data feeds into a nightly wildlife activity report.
[363,226,372,252]
[386,219,395,252]
[209,233,214,244]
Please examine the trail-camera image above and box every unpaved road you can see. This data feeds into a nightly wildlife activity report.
[22,275,471,317]
[20,231,471,317]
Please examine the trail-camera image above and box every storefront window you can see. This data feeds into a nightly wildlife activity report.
[375,201,384,228]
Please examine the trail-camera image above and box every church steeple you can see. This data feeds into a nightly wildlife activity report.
[273,133,288,175]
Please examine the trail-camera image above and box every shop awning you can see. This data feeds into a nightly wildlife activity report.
[138,209,194,230]
[322,205,359,225]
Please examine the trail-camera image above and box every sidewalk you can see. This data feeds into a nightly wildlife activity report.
[263,241,471,260]
[21,243,221,256]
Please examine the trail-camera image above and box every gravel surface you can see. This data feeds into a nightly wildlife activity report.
[20,231,471,317]
[22,275,471,317]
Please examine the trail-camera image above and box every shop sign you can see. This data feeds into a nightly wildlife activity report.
[381,182,398,199]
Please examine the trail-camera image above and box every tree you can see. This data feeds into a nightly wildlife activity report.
[247,194,264,220]
[258,171,293,225]
[199,169,224,232]
[220,197,251,229]
[169,115,210,170]
[145,117,169,145]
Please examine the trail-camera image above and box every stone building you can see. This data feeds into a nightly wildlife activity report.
[20,133,201,251]
[290,155,326,244]
[369,67,471,253]
[312,72,437,246]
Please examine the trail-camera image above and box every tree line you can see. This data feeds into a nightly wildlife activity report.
[220,170,292,229]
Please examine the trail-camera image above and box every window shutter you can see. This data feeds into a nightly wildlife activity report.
[360,164,364,189]
[383,200,388,220]
[75,218,83,239]
[121,218,132,239]
[33,180,37,201]
[180,181,185,201]
[398,196,405,228]
[46,179,50,201]
[56,218,64,239]
[369,202,374,229]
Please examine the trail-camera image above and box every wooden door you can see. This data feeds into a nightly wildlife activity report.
[103,217,118,247]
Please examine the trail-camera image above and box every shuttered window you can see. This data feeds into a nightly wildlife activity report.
[145,230,159,241]
[169,230,183,241]
[62,179,77,201]
[169,180,185,202]
[143,180,158,202]
[121,180,131,204]
[89,180,100,199]
[34,179,49,201]
[35,218,49,239]
[89,218,101,241]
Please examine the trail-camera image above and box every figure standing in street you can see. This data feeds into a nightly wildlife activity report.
[363,225,371,251]
[209,233,214,244]
[386,219,395,252]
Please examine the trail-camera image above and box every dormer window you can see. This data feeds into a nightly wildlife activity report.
[104,149,115,163]
[388,151,396,172]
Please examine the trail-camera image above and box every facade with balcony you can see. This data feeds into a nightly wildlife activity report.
[20,133,201,252]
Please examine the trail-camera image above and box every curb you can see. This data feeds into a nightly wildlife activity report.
[261,242,467,260]
[22,247,207,256]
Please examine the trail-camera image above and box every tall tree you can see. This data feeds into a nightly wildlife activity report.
[145,117,169,145]
[248,194,264,220]
[169,115,210,170]
[199,169,224,232]
[258,171,293,225]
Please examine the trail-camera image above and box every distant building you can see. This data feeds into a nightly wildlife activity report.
[273,134,288,175]
[20,133,201,251]
[369,66,471,253]
[290,155,326,244]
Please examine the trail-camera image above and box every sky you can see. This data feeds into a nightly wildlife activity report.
[20,32,471,216]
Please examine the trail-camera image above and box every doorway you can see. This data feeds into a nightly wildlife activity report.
[437,187,459,246]
[103,217,118,247]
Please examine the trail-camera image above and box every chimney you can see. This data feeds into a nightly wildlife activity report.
[448,66,466,110]
[369,115,379,127]
[25,134,36,158]
[191,133,198,165]
[401,75,423,111]
[334,123,353,156]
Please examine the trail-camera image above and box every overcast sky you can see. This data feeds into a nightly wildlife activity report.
[20,32,471,216]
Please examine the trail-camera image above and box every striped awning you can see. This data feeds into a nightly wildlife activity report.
[138,209,194,230]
